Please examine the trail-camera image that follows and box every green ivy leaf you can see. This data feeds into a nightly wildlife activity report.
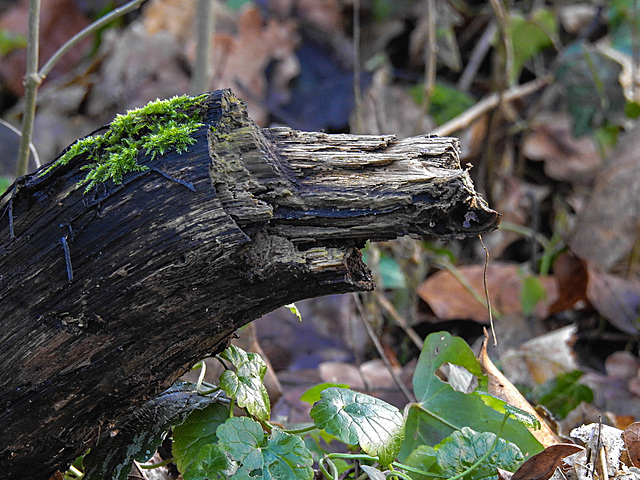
[181,444,237,480]
[435,427,524,480]
[219,345,270,421]
[520,275,546,316]
[217,417,313,480]
[310,387,404,466]
[400,332,542,461]
[534,371,594,419]
[172,402,231,478]
[477,394,541,430]
[300,383,350,405]
[509,9,556,83]
[404,445,438,480]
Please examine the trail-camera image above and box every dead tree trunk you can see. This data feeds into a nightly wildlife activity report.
[0,89,500,479]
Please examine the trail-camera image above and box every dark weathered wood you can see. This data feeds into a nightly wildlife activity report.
[0,89,500,479]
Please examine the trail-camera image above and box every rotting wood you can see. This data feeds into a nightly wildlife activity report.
[0,89,500,479]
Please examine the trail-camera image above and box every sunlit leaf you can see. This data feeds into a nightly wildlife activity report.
[219,345,270,420]
[400,332,542,461]
[180,443,237,480]
[300,383,350,405]
[435,427,524,480]
[172,403,231,478]
[310,387,404,465]
[217,417,313,480]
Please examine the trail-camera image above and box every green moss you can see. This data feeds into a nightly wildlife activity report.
[42,94,207,192]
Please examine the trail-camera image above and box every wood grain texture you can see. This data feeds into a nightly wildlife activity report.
[0,89,500,478]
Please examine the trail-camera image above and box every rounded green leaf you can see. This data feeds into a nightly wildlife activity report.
[435,427,524,480]
[181,444,237,480]
[310,387,404,465]
[172,402,231,477]
[217,417,313,480]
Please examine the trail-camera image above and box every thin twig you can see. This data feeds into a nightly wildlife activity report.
[39,0,146,80]
[352,293,415,403]
[0,119,40,168]
[430,76,550,137]
[478,235,497,346]
[457,21,497,92]
[375,293,423,350]
[489,0,514,85]
[435,257,502,319]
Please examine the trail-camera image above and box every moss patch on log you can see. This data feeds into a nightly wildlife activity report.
[42,94,206,192]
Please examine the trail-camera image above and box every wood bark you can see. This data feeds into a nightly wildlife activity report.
[0,89,500,479]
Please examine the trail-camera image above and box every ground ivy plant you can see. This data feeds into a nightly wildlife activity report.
[69,332,544,480]
[41,94,206,192]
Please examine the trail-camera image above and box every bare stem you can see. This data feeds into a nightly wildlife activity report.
[352,0,363,134]
[39,0,146,79]
[190,0,214,94]
[16,0,146,177]
[420,0,437,132]
[16,0,41,177]
[430,76,550,137]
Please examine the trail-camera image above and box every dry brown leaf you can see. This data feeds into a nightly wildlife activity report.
[624,422,640,468]
[479,330,560,448]
[500,325,578,388]
[209,6,299,125]
[522,113,601,183]
[511,444,584,480]
[586,266,640,335]
[548,253,589,314]
[418,263,558,322]
[570,123,640,276]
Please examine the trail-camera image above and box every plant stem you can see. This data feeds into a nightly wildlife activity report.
[39,0,146,79]
[16,0,41,177]
[190,0,214,94]
[421,0,437,131]
[283,425,318,435]
[16,0,146,177]
[352,0,363,134]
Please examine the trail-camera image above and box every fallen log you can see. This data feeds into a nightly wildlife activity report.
[0,89,500,479]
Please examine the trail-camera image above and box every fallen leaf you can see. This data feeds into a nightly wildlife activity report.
[586,266,640,335]
[522,112,601,183]
[500,325,579,388]
[480,330,560,448]
[569,123,640,276]
[418,263,558,322]
[209,6,299,125]
[624,422,640,468]
[571,423,626,478]
[512,444,584,480]
[548,253,589,314]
